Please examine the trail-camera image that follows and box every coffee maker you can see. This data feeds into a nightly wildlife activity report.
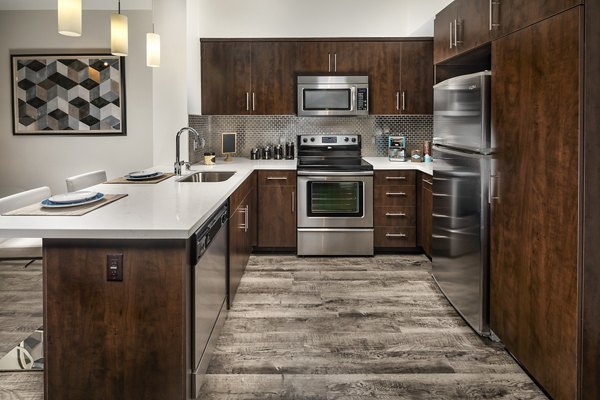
[388,136,407,162]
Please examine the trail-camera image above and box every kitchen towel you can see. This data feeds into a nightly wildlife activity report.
[3,194,128,217]
[104,173,174,184]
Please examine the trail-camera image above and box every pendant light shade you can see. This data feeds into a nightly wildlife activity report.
[111,12,128,56]
[146,32,161,67]
[58,0,82,37]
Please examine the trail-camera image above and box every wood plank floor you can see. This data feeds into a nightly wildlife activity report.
[0,256,547,399]
[199,255,547,399]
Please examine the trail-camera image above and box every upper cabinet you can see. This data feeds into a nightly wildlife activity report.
[434,0,491,64]
[368,41,433,115]
[202,39,433,116]
[201,41,297,115]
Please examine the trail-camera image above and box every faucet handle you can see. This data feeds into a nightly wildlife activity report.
[184,162,192,171]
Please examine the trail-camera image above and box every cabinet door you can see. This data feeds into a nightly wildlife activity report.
[368,42,401,115]
[296,42,335,73]
[493,0,582,39]
[251,42,297,115]
[434,2,457,64]
[455,0,491,53]
[491,8,579,400]
[258,171,296,248]
[421,174,433,257]
[331,42,370,74]
[400,41,433,114]
[201,41,251,115]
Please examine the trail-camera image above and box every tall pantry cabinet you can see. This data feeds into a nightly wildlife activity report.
[486,3,600,400]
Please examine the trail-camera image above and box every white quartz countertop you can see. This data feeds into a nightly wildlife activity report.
[0,157,430,240]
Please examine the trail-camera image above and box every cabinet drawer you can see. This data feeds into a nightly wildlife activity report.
[374,185,416,206]
[374,227,416,248]
[258,170,296,186]
[374,206,416,227]
[374,170,416,186]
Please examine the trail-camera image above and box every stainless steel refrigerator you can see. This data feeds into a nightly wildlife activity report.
[432,71,492,336]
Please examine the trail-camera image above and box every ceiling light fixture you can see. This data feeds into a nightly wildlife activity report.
[146,0,160,68]
[111,0,128,57]
[58,0,82,37]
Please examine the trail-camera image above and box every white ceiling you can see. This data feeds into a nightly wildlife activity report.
[0,0,152,10]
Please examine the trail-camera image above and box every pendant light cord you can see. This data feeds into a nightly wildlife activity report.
[118,0,121,14]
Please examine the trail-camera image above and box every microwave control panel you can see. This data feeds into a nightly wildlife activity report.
[357,88,368,111]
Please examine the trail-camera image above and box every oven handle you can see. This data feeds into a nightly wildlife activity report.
[297,170,374,176]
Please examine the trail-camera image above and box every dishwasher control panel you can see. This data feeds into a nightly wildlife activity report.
[192,203,228,263]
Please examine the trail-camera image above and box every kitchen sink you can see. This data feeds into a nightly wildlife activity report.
[178,171,236,183]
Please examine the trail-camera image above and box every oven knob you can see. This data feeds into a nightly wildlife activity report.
[310,137,315,142]
[351,137,357,143]
[302,138,308,143]
[344,137,349,142]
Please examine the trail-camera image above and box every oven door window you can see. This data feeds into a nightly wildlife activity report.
[307,181,363,217]
[303,89,351,111]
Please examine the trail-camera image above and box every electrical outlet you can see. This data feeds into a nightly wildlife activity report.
[107,254,123,282]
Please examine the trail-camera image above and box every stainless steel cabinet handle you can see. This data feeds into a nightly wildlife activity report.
[401,91,406,111]
[454,19,458,47]
[386,233,407,238]
[238,207,247,230]
[422,179,433,186]
[291,191,295,213]
[267,176,287,180]
[450,22,453,49]
[489,0,501,30]
[334,53,337,72]
[385,176,406,180]
[385,213,407,217]
[244,205,249,232]
[386,192,407,196]
[245,92,249,111]
[328,53,331,72]
[252,92,255,111]
[395,92,400,111]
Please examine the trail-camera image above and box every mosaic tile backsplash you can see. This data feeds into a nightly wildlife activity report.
[188,115,433,163]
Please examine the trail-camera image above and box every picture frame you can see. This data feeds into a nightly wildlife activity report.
[11,53,127,135]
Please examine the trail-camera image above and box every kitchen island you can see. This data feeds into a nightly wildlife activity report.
[0,157,431,400]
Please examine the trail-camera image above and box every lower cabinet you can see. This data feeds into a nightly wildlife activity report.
[374,170,417,249]
[419,172,433,257]
[257,170,297,249]
[228,172,256,307]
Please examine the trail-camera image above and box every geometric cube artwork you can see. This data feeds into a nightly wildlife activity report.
[11,54,126,135]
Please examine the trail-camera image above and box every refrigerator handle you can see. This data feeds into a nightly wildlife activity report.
[490,173,500,204]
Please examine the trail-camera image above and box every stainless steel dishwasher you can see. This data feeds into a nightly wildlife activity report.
[191,202,228,397]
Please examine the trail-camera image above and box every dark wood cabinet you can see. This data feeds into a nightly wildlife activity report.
[296,41,369,74]
[373,170,417,249]
[434,0,491,64]
[419,173,433,257]
[492,0,582,39]
[228,172,256,306]
[490,8,580,400]
[201,41,297,115]
[257,170,296,249]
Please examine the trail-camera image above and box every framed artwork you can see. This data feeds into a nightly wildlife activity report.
[11,54,126,135]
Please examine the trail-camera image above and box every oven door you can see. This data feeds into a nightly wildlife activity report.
[297,173,373,228]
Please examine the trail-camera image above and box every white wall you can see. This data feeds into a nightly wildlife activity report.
[0,10,153,196]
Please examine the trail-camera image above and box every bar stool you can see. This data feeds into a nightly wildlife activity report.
[65,170,107,192]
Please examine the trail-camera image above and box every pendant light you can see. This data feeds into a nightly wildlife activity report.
[58,0,82,37]
[146,0,160,68]
[111,0,128,56]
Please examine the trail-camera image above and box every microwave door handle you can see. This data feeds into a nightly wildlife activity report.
[350,87,355,112]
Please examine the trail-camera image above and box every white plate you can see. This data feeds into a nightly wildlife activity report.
[124,172,164,181]
[48,191,98,204]
[41,193,105,208]
[127,170,161,178]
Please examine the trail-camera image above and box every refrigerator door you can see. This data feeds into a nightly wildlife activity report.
[432,145,490,335]
[433,71,492,154]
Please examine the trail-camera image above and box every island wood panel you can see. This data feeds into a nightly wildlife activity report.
[201,41,251,115]
[582,1,600,398]
[43,239,190,400]
[490,8,580,400]
[400,41,433,114]
[251,42,297,115]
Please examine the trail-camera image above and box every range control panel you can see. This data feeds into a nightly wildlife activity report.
[298,134,360,147]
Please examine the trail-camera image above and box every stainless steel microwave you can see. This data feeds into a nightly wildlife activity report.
[297,75,369,116]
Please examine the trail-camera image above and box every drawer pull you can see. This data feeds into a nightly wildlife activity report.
[386,233,407,238]
[386,192,406,196]
[267,177,288,180]
[422,179,433,186]
[385,176,406,180]
[385,213,407,217]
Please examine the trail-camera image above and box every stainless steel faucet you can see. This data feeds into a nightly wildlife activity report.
[175,127,204,175]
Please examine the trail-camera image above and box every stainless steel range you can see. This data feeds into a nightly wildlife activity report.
[296,134,374,256]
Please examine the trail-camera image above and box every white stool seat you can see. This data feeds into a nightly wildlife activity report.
[65,170,107,192]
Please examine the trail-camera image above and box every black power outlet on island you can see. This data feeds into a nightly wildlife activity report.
[106,254,123,282]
